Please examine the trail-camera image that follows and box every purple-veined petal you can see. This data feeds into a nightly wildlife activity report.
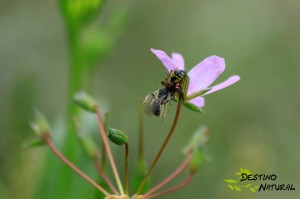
[187,55,225,95]
[171,53,185,70]
[187,96,205,108]
[204,75,240,95]
[151,48,177,72]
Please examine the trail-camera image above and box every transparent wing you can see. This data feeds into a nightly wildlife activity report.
[143,92,158,116]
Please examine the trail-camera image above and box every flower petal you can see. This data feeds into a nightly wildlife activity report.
[204,75,240,95]
[187,55,225,95]
[187,96,205,108]
[171,53,185,70]
[151,48,177,72]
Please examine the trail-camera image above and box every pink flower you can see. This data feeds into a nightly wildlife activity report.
[151,48,240,111]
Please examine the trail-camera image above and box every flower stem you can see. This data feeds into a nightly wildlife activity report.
[125,143,129,195]
[147,174,193,199]
[101,112,108,168]
[138,103,145,162]
[136,101,182,194]
[94,160,119,195]
[45,135,110,196]
[143,154,192,198]
[96,108,124,195]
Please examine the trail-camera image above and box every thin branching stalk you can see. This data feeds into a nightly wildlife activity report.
[147,174,193,199]
[94,160,119,195]
[96,108,125,195]
[125,143,129,195]
[102,112,108,167]
[138,103,145,161]
[136,100,183,194]
[44,134,110,196]
[144,154,192,197]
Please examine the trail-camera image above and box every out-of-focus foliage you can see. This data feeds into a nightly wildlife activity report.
[1,0,300,199]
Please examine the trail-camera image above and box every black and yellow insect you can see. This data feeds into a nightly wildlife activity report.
[144,69,188,119]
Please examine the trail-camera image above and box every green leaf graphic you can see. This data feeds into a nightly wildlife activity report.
[245,184,251,188]
[250,188,256,193]
[228,184,234,190]
[224,179,237,183]
[235,172,242,175]
[235,187,242,191]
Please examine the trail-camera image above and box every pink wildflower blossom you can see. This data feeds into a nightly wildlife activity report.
[151,48,240,111]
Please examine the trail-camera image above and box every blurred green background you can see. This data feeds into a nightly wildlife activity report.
[1,0,300,199]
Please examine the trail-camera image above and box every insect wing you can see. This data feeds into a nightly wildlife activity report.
[143,91,158,116]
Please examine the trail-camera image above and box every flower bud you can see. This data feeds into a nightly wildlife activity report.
[108,128,128,145]
[189,148,205,174]
[30,110,50,136]
[183,127,209,174]
[60,0,106,27]
[78,136,99,160]
[183,127,208,154]
[74,91,98,113]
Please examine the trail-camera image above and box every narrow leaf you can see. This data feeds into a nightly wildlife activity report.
[228,184,234,190]
[250,188,256,193]
[244,184,251,188]
[22,139,46,148]
[224,179,237,183]
[183,102,204,113]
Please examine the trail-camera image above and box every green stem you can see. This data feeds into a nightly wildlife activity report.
[144,154,192,198]
[138,102,144,162]
[65,27,84,155]
[96,108,124,195]
[147,174,193,199]
[136,100,183,194]
[94,160,119,195]
[45,135,110,196]
[125,143,129,195]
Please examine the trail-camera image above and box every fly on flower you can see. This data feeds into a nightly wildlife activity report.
[148,48,240,113]
[143,69,188,119]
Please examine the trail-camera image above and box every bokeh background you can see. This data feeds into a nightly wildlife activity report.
[1,0,300,199]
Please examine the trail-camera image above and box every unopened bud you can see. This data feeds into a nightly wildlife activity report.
[189,147,204,174]
[183,127,208,154]
[30,110,50,136]
[74,91,98,113]
[183,127,209,174]
[108,128,128,145]
[79,136,99,160]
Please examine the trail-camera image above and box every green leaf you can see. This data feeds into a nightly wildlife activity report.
[224,179,237,183]
[235,172,242,175]
[244,184,251,188]
[250,188,256,193]
[235,187,242,191]
[22,139,46,148]
[240,168,251,175]
[254,186,259,189]
[228,184,234,190]
[185,88,211,101]
[183,102,204,113]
